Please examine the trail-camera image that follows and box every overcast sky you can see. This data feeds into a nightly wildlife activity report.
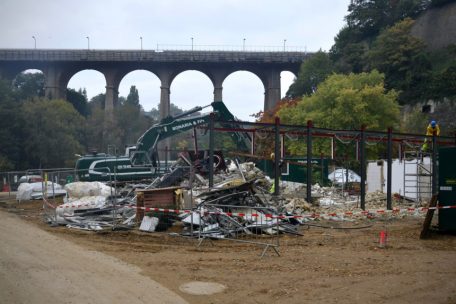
[0,0,350,121]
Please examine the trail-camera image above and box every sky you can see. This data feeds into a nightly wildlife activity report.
[0,0,350,121]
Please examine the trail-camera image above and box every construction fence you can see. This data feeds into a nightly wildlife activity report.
[188,116,455,208]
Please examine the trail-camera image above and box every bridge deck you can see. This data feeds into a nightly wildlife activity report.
[0,49,309,63]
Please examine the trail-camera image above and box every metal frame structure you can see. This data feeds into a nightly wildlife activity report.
[200,118,455,210]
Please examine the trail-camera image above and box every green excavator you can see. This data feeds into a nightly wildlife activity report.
[75,101,251,181]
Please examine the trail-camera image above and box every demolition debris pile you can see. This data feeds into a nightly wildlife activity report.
[41,153,426,235]
[51,181,136,230]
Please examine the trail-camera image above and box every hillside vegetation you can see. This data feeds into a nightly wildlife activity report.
[282,0,456,135]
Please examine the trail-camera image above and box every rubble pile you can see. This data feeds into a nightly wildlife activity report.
[44,155,426,233]
[179,180,300,238]
[51,182,136,230]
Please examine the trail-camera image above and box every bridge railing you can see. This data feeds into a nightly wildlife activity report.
[0,48,311,63]
[155,44,307,53]
[0,45,309,55]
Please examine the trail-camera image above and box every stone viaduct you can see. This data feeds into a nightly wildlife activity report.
[0,49,310,118]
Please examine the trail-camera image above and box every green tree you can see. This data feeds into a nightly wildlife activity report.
[331,0,431,74]
[367,18,431,103]
[278,70,400,156]
[66,88,89,117]
[126,85,140,108]
[12,72,45,100]
[346,0,430,39]
[89,93,106,109]
[114,103,152,150]
[430,65,456,100]
[286,51,334,98]
[22,99,85,168]
[330,26,365,73]
[426,45,456,100]
[83,106,106,153]
[0,78,23,170]
[147,102,185,121]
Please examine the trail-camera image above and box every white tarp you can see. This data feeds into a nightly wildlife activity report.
[56,196,107,220]
[328,169,361,184]
[16,182,64,202]
[64,181,114,198]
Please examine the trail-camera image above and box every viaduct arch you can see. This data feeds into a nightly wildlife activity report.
[0,49,310,119]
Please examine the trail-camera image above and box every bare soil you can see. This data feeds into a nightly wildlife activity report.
[1,194,455,304]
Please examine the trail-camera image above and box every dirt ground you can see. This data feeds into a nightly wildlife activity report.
[1,193,456,304]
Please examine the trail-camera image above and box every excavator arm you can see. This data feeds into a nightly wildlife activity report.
[75,101,252,181]
[131,101,251,166]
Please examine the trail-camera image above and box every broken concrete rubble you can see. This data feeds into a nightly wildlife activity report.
[45,154,426,234]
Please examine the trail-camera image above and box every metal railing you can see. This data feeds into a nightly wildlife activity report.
[199,199,284,257]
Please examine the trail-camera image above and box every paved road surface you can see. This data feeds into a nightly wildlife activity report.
[0,210,188,304]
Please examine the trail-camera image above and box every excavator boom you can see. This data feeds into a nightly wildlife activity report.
[75,101,251,181]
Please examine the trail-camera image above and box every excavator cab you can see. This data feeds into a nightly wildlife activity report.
[130,150,154,167]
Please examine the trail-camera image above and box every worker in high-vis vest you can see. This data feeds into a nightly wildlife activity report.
[422,120,440,152]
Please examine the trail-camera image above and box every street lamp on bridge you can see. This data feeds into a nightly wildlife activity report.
[243,38,246,51]
[140,36,143,50]
[86,36,90,50]
[283,39,287,52]
[191,37,194,51]
[32,36,36,49]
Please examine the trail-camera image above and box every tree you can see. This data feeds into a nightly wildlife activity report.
[83,106,106,153]
[114,103,152,150]
[0,78,23,170]
[12,72,45,100]
[330,26,366,73]
[89,93,106,110]
[330,0,431,74]
[22,99,85,168]
[367,18,431,103]
[426,45,456,100]
[430,65,456,100]
[345,0,430,39]
[249,99,301,158]
[278,70,400,156]
[126,85,140,108]
[66,88,89,117]
[286,51,334,98]
[147,102,185,121]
